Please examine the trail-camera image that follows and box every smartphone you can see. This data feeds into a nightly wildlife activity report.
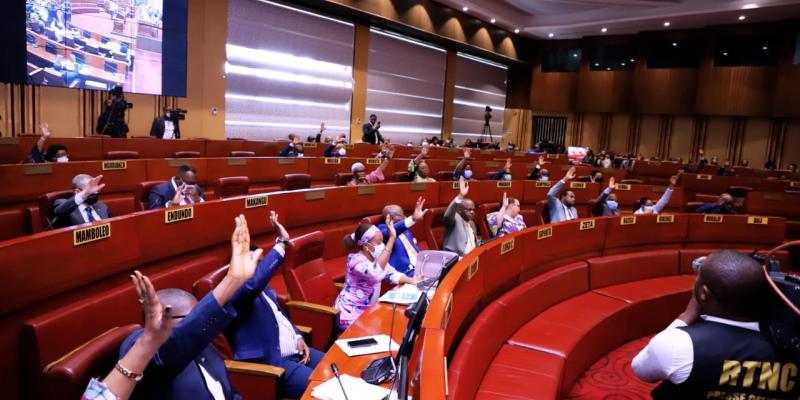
[347,338,378,348]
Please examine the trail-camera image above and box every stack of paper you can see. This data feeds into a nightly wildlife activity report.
[379,284,422,305]
[311,374,390,400]
[335,334,399,357]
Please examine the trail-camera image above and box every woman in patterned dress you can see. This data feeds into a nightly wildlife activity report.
[487,192,527,238]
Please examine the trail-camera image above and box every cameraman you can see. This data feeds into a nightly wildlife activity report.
[96,85,130,138]
[150,107,184,139]
[632,250,800,399]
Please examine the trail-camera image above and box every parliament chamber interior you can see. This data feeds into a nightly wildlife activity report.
[1,0,800,399]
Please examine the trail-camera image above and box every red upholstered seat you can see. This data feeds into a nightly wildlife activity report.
[173,151,201,158]
[0,208,26,240]
[588,249,680,289]
[134,180,162,211]
[37,190,73,230]
[230,151,255,157]
[193,263,289,308]
[435,171,453,181]
[390,171,409,182]
[280,173,311,191]
[214,176,250,199]
[476,346,563,400]
[43,324,140,400]
[477,202,500,239]
[423,206,446,250]
[333,172,351,186]
[105,150,139,159]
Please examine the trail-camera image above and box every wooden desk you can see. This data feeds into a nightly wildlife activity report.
[300,301,413,399]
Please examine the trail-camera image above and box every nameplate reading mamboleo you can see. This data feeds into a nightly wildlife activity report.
[165,206,194,224]
[102,160,127,170]
[245,195,268,209]
[73,223,111,246]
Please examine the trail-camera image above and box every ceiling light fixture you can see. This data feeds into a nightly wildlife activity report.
[630,58,635,62]
[621,62,626,66]
[490,18,496,23]
[606,67,611,71]
[738,15,747,21]
[663,21,671,27]
[514,28,520,34]
[594,63,600,66]
[742,3,758,9]
[548,33,554,38]
[601,27,608,33]
[672,42,678,47]
[573,53,579,58]
[723,52,728,56]
[462,6,468,12]
[762,45,768,50]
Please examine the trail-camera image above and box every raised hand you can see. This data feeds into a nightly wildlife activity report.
[564,166,577,181]
[669,173,679,188]
[81,175,106,196]
[413,196,428,222]
[463,148,471,159]
[320,122,325,132]
[538,155,545,167]
[270,210,290,241]
[41,123,51,137]
[458,175,469,198]
[385,214,396,238]
[292,136,300,145]
[504,158,512,171]
[170,183,186,207]
[130,270,172,347]
[228,215,263,281]
[608,176,616,189]
[421,146,429,156]
[501,192,509,208]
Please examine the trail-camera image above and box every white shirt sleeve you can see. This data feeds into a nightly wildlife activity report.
[631,319,694,384]
[404,216,415,228]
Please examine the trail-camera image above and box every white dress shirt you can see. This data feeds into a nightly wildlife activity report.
[197,363,225,400]
[73,192,102,223]
[170,178,205,206]
[162,119,175,140]
[632,315,760,384]
[262,293,302,358]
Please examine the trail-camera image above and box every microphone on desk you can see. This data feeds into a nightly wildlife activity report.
[331,362,349,400]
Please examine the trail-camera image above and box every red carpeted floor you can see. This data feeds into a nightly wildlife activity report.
[566,335,657,400]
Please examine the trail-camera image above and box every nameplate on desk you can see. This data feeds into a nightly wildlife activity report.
[324,157,341,165]
[486,161,500,168]
[227,158,247,166]
[468,259,479,280]
[696,174,712,180]
[615,183,631,191]
[278,158,295,165]
[764,193,784,201]
[305,190,325,201]
[448,148,459,153]
[0,137,20,145]
[167,159,187,168]
[366,158,382,165]
[102,160,127,170]
[703,215,724,223]
[357,185,376,195]
[547,154,559,159]
[343,144,354,149]
[165,206,194,224]
[23,164,53,175]
[535,181,551,188]
[620,216,637,225]
[657,214,675,224]
[648,161,662,166]
[245,194,268,209]
[497,181,512,188]
[303,142,317,148]
[580,219,596,231]
[747,216,769,225]
[442,293,453,330]
[570,182,587,189]
[481,150,491,155]
[73,223,111,246]
[410,183,426,192]
[500,238,515,255]
[790,181,800,188]
[537,226,553,240]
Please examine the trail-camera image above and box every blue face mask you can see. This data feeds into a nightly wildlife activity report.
[606,200,618,210]
[463,170,473,179]
[539,175,549,182]
[503,174,512,181]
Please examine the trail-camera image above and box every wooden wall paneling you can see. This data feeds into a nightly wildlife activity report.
[741,118,770,167]
[568,112,584,147]
[704,117,730,162]
[766,119,788,167]
[782,121,800,168]
[632,67,697,115]
[350,23,370,142]
[506,62,532,109]
[670,116,694,162]
[576,67,633,113]
[725,117,747,164]
[627,114,641,154]
[655,115,674,160]
[441,50,457,139]
[772,23,800,118]
[690,116,708,158]
[530,71,578,113]
[598,113,612,151]
[637,114,659,158]
[609,113,629,154]
[579,113,602,150]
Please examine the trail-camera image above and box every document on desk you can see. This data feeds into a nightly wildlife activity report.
[379,284,422,305]
[336,334,400,357]
[311,374,390,400]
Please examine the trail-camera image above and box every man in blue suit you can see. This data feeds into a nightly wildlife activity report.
[547,166,579,223]
[226,211,324,399]
[119,214,265,400]
[148,164,207,209]
[376,197,428,276]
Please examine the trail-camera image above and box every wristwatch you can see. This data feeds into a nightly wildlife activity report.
[276,237,289,245]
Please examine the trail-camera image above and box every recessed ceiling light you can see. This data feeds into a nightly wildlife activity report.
[601,27,608,33]
[664,21,671,27]
[490,18,496,23]
[514,28,520,34]
[462,6,468,12]
[742,3,758,9]
[594,63,600,66]
[573,53,579,58]
[606,67,611,71]
[548,33,554,38]
[672,42,678,47]
[621,62,626,66]
[738,15,747,21]
[762,45,768,50]
[630,58,635,62]
[723,52,728,56]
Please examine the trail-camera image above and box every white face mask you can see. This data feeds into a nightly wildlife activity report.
[338,148,347,157]
[56,156,69,163]
[369,243,386,259]
[503,174,512,181]
[296,153,304,158]
[463,170,473,179]
[539,175,549,182]
[422,141,428,146]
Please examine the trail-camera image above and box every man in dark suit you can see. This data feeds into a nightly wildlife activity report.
[226,211,323,399]
[150,108,181,139]
[53,174,111,228]
[362,114,384,145]
[119,215,265,400]
[442,177,479,257]
[148,164,206,209]
[376,197,427,276]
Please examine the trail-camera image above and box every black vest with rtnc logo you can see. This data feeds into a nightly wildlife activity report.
[652,320,800,400]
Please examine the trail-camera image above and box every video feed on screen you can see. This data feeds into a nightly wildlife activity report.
[25,0,164,94]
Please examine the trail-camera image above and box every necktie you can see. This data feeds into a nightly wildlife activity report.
[465,223,477,252]
[398,233,418,268]
[85,206,95,222]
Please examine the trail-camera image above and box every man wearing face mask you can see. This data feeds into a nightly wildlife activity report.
[590,170,604,184]
[453,149,475,180]
[593,176,619,216]
[634,174,677,215]
[376,197,428,276]
[348,147,393,186]
[490,158,513,181]
[148,164,207,209]
[53,174,111,228]
[443,177,480,257]
[149,108,181,139]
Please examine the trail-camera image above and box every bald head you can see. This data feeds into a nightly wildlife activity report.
[382,204,404,223]
[697,250,766,321]
[156,288,197,318]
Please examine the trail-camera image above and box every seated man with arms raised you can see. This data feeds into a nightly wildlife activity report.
[148,164,207,209]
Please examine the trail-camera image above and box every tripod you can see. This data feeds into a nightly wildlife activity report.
[480,122,493,144]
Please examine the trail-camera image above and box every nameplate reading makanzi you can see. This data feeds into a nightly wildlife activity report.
[580,219,596,230]
[747,216,769,225]
[165,206,194,224]
[73,223,111,246]
[102,160,127,170]
[620,216,637,225]
[570,182,587,189]
[537,227,553,240]
[703,215,724,223]
[245,195,268,209]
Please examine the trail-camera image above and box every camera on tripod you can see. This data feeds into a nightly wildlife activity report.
[166,108,187,121]
[110,86,133,109]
